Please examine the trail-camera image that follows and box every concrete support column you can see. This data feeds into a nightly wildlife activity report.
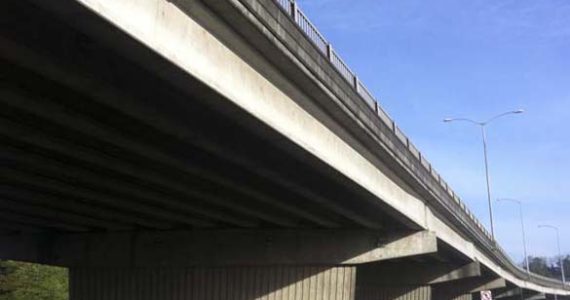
[70,265,357,300]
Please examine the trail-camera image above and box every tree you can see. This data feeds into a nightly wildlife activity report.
[0,260,68,300]
[548,255,570,281]
[527,256,554,278]
[525,255,570,280]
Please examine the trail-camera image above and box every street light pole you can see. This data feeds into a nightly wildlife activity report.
[481,126,494,242]
[444,109,524,241]
[538,225,566,284]
[496,198,530,275]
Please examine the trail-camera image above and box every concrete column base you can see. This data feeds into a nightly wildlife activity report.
[70,266,356,300]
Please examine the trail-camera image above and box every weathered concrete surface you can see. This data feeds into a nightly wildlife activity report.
[358,261,481,286]
[0,230,436,267]
[357,260,482,300]
[66,0,428,235]
[61,0,565,295]
[0,0,568,298]
[69,266,357,300]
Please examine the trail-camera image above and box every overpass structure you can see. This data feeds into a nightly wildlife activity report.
[0,0,568,299]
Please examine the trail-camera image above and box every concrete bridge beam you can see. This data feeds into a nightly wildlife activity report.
[493,287,522,299]
[357,261,481,286]
[355,260,484,300]
[432,276,506,300]
[493,287,547,300]
[0,230,436,267]
[1,230,437,299]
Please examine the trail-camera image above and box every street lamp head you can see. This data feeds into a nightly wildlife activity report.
[443,118,453,123]
[538,224,557,228]
[496,198,520,203]
[538,224,558,230]
[513,109,525,114]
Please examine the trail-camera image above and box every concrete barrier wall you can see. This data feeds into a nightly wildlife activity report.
[70,266,356,300]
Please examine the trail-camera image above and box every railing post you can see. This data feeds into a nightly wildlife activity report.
[353,75,359,91]
[290,1,298,22]
[326,43,333,61]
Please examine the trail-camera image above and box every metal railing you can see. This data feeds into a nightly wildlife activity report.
[330,48,355,85]
[274,0,497,246]
[272,0,567,291]
[357,80,377,110]
[275,0,292,14]
[294,9,328,53]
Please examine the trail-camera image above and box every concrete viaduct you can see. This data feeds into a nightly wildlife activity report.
[0,0,568,299]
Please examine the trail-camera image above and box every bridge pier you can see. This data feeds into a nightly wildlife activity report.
[355,260,485,300]
[2,229,439,300]
[69,266,357,300]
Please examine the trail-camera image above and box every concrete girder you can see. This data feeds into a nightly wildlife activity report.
[358,261,482,286]
[494,287,546,300]
[494,288,524,299]
[466,277,508,293]
[0,230,437,267]
[0,4,387,230]
[357,260,481,300]
[432,276,506,300]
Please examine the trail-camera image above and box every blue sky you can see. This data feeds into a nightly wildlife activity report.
[296,0,570,262]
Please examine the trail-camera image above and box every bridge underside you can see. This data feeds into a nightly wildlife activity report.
[0,0,568,299]
[0,0,410,235]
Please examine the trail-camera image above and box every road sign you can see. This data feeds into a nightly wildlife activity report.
[481,290,493,300]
